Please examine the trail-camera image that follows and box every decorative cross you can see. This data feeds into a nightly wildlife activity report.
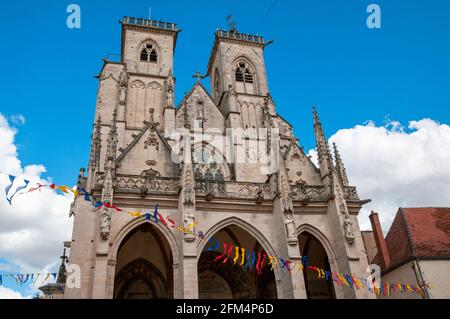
[192,71,205,82]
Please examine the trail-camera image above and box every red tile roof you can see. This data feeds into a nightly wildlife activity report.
[372,207,450,272]
[402,208,450,258]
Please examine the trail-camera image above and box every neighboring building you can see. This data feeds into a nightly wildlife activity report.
[364,208,450,299]
[39,243,69,299]
[63,16,375,299]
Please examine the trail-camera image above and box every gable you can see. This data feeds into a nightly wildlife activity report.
[283,141,322,185]
[115,124,178,177]
[175,83,225,131]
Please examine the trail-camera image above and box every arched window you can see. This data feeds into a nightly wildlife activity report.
[234,61,255,94]
[140,43,158,63]
[193,149,225,181]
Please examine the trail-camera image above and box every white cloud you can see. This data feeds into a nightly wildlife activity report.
[309,118,450,232]
[0,286,30,299]
[0,113,73,294]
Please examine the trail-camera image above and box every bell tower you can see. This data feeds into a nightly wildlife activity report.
[207,28,269,105]
[118,17,180,130]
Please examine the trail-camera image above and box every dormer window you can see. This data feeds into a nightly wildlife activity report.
[140,43,158,63]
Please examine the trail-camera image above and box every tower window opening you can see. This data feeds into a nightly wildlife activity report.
[140,43,158,63]
[235,62,253,83]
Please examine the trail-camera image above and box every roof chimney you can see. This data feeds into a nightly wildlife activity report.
[369,211,391,269]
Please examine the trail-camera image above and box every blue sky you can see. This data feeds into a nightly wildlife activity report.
[1,0,449,186]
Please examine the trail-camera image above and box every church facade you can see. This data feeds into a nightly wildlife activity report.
[64,16,374,299]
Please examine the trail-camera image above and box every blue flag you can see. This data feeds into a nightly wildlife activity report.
[4,174,15,201]
[7,178,30,205]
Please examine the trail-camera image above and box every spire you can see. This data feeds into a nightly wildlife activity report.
[180,122,196,242]
[102,110,118,205]
[333,143,349,186]
[56,248,67,284]
[89,116,102,169]
[106,111,118,162]
[313,106,332,178]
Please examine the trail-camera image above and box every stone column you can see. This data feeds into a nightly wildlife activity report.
[182,241,199,298]
[91,240,110,298]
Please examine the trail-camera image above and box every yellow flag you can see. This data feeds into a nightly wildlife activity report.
[129,211,142,217]
[233,246,240,264]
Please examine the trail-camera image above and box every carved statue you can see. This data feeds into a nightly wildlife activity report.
[340,203,355,244]
[166,72,174,108]
[197,100,205,119]
[119,84,127,105]
[100,207,111,240]
[284,212,296,240]
[184,207,195,233]
[119,71,128,105]
[343,214,355,244]
[102,178,113,203]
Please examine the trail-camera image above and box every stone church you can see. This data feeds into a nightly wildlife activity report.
[63,16,375,299]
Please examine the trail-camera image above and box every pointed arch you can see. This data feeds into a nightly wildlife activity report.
[233,55,259,94]
[197,216,281,299]
[197,216,280,277]
[137,38,161,64]
[296,224,337,262]
[111,216,180,264]
[191,141,232,181]
[107,216,181,298]
[297,224,340,299]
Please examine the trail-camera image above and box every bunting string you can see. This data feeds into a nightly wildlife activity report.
[203,236,430,297]
[1,173,431,297]
[0,272,57,287]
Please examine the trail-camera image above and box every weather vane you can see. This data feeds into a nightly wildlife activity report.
[226,14,237,32]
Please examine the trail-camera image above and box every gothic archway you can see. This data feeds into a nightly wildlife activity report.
[197,225,277,299]
[298,231,336,299]
[113,222,173,299]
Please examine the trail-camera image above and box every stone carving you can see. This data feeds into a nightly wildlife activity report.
[146,160,157,166]
[183,187,195,205]
[237,183,271,198]
[166,71,174,108]
[344,186,359,201]
[284,212,297,241]
[107,260,117,266]
[340,203,355,244]
[197,99,205,119]
[119,70,129,106]
[89,117,102,170]
[114,175,179,193]
[291,184,330,201]
[141,168,161,178]
[144,133,159,150]
[184,206,195,235]
[290,151,301,161]
[102,178,114,203]
[100,206,111,240]
[196,180,225,195]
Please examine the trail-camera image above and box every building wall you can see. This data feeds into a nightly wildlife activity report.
[419,259,450,299]
[379,262,421,299]
[361,231,378,263]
